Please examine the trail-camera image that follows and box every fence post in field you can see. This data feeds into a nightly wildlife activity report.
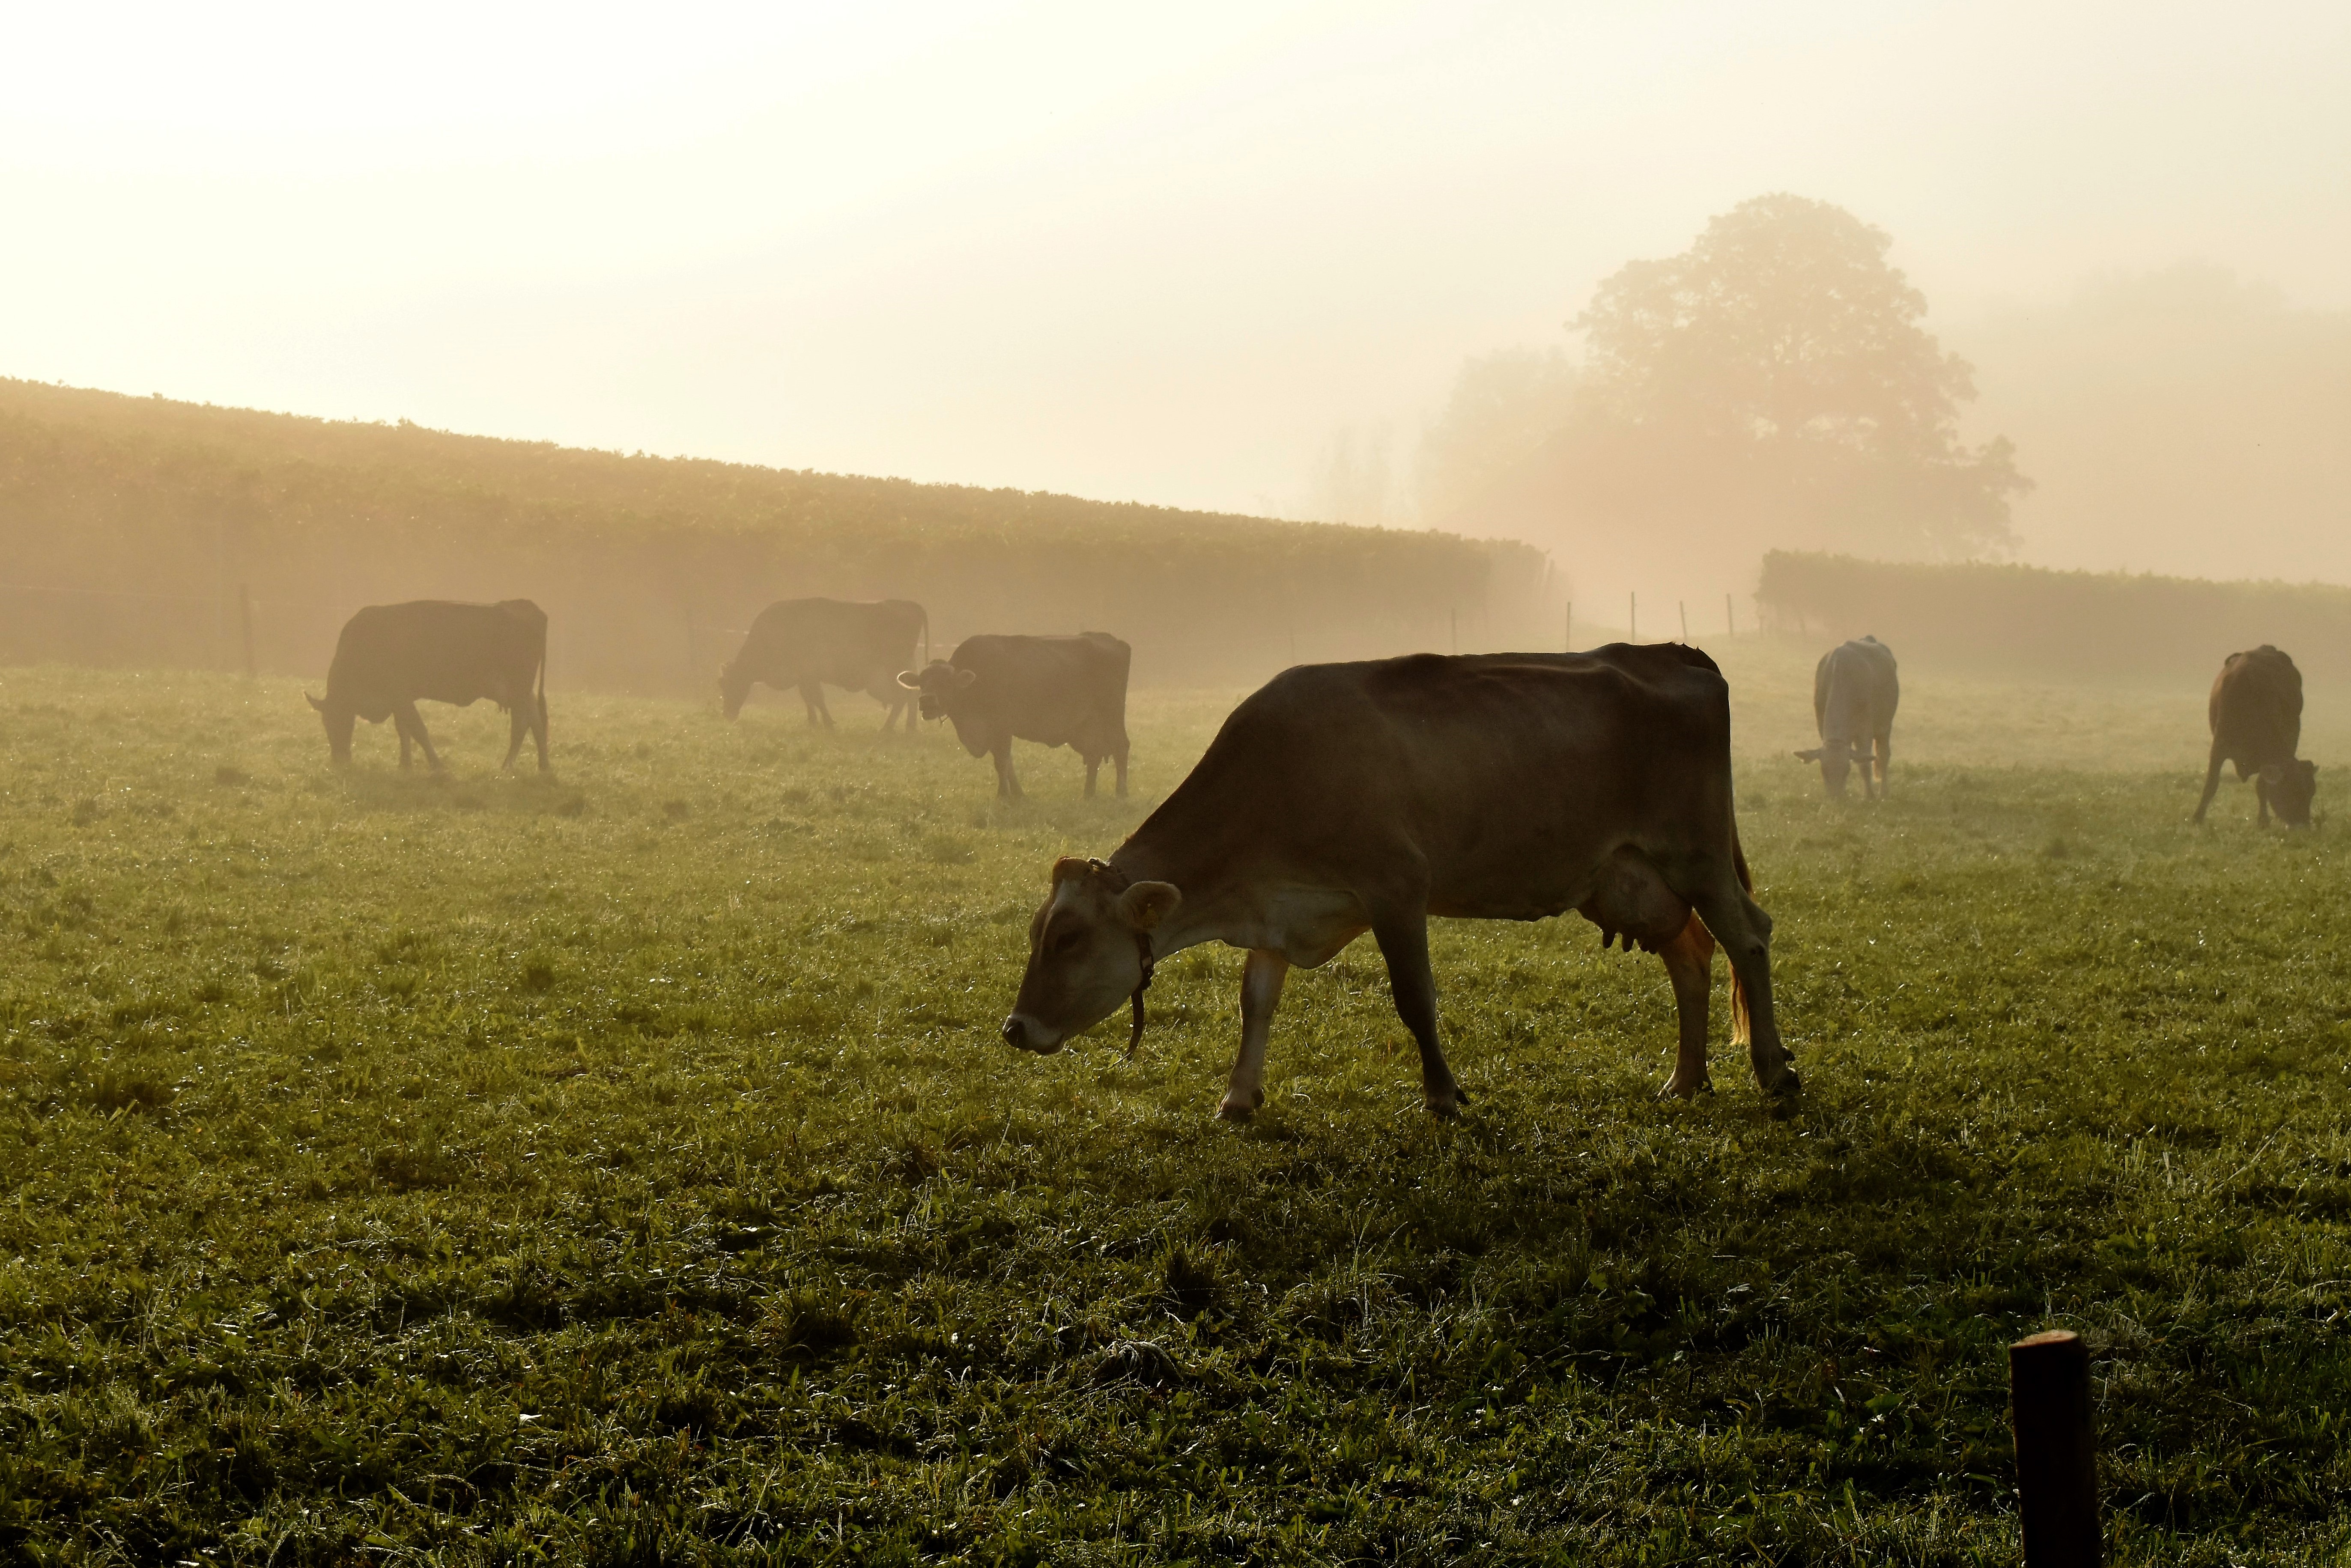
[1565,600,1573,651]
[2010,1330,2101,1566]
[1679,600,1688,641]
[1629,593,1637,643]
[1726,593,1734,637]
[238,583,256,679]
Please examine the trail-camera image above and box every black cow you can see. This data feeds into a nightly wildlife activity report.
[720,598,928,728]
[996,646,1793,1118]
[2196,645,2316,826]
[307,599,548,771]
[898,633,1131,798]
[1794,636,1899,799]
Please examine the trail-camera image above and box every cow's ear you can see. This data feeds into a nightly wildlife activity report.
[895,670,921,690]
[955,667,979,689]
[1116,881,1182,932]
[1050,856,1092,888]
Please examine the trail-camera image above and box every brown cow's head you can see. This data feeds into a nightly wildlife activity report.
[305,692,355,765]
[718,661,752,721]
[2260,759,2318,827]
[1793,742,1862,799]
[896,659,976,722]
[1000,857,1181,1054]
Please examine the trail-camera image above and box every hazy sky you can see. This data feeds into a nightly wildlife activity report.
[6,1,2346,537]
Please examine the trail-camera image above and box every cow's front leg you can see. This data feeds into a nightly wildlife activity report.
[993,740,1021,799]
[1219,949,1289,1120]
[1371,905,1465,1115]
[1656,914,1715,1098]
[1874,730,1893,797]
[396,703,444,772]
[1083,752,1101,797]
[2194,743,2227,823]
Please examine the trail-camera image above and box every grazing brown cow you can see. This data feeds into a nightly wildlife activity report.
[307,599,549,771]
[1793,635,1899,799]
[2196,645,2316,826]
[898,633,1131,798]
[997,646,1793,1118]
[720,598,928,728]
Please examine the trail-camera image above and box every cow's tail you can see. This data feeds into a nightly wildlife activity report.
[1728,830,1754,1050]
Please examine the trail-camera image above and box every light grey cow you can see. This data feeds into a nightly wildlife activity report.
[1794,636,1899,799]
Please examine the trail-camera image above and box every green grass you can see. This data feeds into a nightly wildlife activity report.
[1,649,2348,1565]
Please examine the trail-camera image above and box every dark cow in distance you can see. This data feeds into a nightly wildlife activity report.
[1795,635,1899,799]
[998,646,1794,1118]
[899,633,1131,798]
[307,599,549,771]
[2196,645,2316,826]
[721,598,928,729]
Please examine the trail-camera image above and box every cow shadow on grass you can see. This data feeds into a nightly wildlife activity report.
[333,767,588,819]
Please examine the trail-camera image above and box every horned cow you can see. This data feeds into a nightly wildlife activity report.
[899,633,1131,798]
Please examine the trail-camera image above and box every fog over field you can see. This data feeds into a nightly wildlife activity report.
[4,1,2348,618]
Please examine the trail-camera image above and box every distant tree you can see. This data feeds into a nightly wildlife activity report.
[1566,194,2029,560]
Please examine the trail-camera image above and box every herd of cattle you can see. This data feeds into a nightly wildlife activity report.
[307,596,2321,1115]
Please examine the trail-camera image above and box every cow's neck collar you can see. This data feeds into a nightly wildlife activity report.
[1084,858,1156,1060]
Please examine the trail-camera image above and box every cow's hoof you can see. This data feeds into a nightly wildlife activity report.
[1659,1074,1713,1100]
[1216,1100,1254,1122]
[1424,1085,1469,1118]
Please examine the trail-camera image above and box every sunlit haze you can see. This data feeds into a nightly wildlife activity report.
[6,1,2347,597]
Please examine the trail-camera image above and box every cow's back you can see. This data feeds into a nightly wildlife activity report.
[328,600,543,714]
[746,598,922,690]
[2211,645,2302,762]
[1814,637,1898,742]
[1157,646,1733,912]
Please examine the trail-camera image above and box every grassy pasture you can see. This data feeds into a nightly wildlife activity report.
[1,646,2348,1565]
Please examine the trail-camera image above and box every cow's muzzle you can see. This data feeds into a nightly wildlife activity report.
[1000,1014,1064,1054]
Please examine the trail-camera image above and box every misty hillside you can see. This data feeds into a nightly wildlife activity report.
[0,380,1550,694]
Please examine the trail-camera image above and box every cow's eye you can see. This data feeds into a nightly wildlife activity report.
[1052,927,1083,954]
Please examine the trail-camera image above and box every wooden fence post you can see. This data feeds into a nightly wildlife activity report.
[1679,600,1689,641]
[1726,593,1734,637]
[1565,600,1572,652]
[2011,1330,2101,1566]
[1629,593,1636,643]
[238,583,256,679]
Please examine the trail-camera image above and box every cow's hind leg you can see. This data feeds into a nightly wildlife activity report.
[800,683,833,728]
[1220,949,1289,1120]
[534,692,550,772]
[503,701,528,770]
[1370,904,1465,1116]
[396,703,443,772]
[1656,914,1716,1099]
[1083,751,1101,797]
[1874,730,1893,797]
[1687,870,1795,1099]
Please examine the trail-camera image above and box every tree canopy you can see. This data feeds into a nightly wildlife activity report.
[1420,196,2030,602]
